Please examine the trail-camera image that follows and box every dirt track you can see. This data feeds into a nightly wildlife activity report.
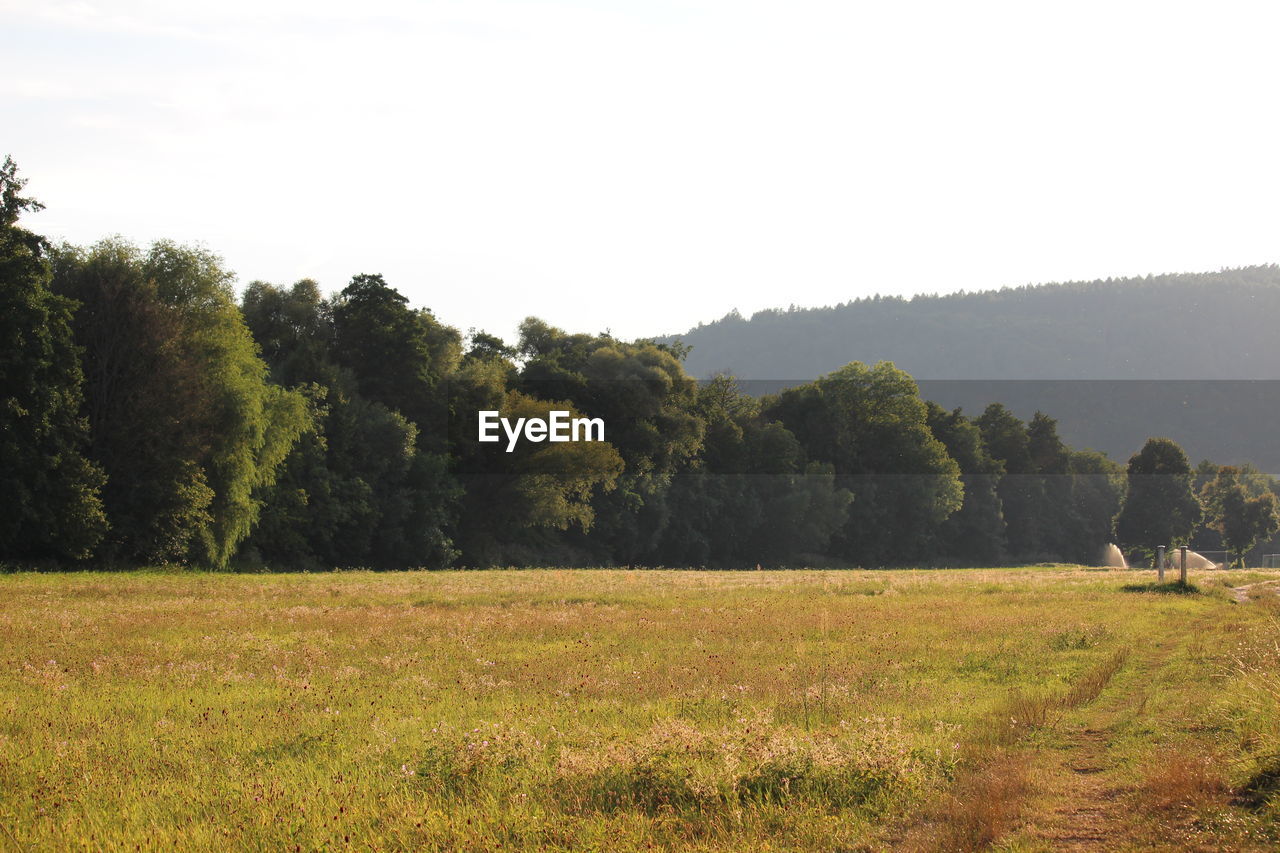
[1230,579,1280,603]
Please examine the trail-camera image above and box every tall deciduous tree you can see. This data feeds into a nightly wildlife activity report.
[1200,465,1280,567]
[52,240,311,567]
[765,361,963,565]
[1114,437,1202,565]
[52,240,214,561]
[1065,449,1125,565]
[0,156,107,560]
[976,403,1046,558]
[331,273,460,453]
[241,279,336,388]
[241,279,460,569]
[657,375,852,567]
[926,403,1006,563]
[516,319,704,565]
[1027,411,1073,556]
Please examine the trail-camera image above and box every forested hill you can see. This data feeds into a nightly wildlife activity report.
[665,266,1280,381]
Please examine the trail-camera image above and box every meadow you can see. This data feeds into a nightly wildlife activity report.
[2,568,1280,852]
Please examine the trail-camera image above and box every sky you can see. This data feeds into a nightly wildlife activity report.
[6,0,1280,343]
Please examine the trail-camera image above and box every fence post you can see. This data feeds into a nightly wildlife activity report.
[1157,545,1165,582]
[1180,546,1188,585]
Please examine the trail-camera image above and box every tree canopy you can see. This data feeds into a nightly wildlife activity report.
[763,361,963,565]
[1114,437,1203,565]
[6,157,1278,571]
[1200,465,1280,567]
[0,157,107,561]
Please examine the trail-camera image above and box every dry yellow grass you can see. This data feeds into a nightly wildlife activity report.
[0,567,1277,851]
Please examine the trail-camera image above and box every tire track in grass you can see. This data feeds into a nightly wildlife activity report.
[895,648,1129,851]
[1015,652,1162,851]
[1015,603,1256,852]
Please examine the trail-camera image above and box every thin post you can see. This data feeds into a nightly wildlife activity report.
[1179,546,1188,585]
[1157,545,1165,582]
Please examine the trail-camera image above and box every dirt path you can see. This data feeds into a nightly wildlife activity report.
[899,587,1276,852]
[1021,725,1123,849]
[1014,636,1180,851]
[1010,586,1280,852]
[1230,579,1280,604]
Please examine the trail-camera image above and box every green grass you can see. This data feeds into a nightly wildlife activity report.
[1,567,1278,851]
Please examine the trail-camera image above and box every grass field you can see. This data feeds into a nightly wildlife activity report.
[3,568,1280,851]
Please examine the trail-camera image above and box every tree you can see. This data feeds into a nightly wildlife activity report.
[464,330,517,364]
[1064,449,1125,565]
[331,273,460,453]
[450,387,624,566]
[1026,411,1073,556]
[241,279,335,388]
[0,156,107,561]
[515,318,704,565]
[976,404,1046,558]
[972,406,1121,564]
[149,242,313,568]
[1200,465,1280,567]
[52,240,311,567]
[925,403,1005,563]
[657,376,852,567]
[52,240,215,561]
[764,362,963,564]
[1114,437,1202,565]
[241,280,460,569]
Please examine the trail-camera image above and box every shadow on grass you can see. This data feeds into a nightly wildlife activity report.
[1234,755,1280,811]
[1120,580,1200,595]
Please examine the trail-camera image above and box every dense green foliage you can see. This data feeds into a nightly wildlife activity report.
[512,319,705,566]
[0,157,107,560]
[49,240,312,568]
[1114,438,1203,565]
[6,157,1279,569]
[925,403,1006,563]
[239,279,460,569]
[331,273,460,454]
[1199,465,1280,567]
[655,376,851,567]
[762,362,963,565]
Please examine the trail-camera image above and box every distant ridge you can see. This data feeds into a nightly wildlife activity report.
[664,266,1280,381]
[662,266,1280,469]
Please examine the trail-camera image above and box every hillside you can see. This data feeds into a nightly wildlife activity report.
[667,266,1280,380]
[665,266,1280,468]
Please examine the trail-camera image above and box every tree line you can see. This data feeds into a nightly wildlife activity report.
[2,159,1276,570]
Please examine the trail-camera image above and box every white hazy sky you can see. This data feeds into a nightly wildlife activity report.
[6,0,1280,342]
